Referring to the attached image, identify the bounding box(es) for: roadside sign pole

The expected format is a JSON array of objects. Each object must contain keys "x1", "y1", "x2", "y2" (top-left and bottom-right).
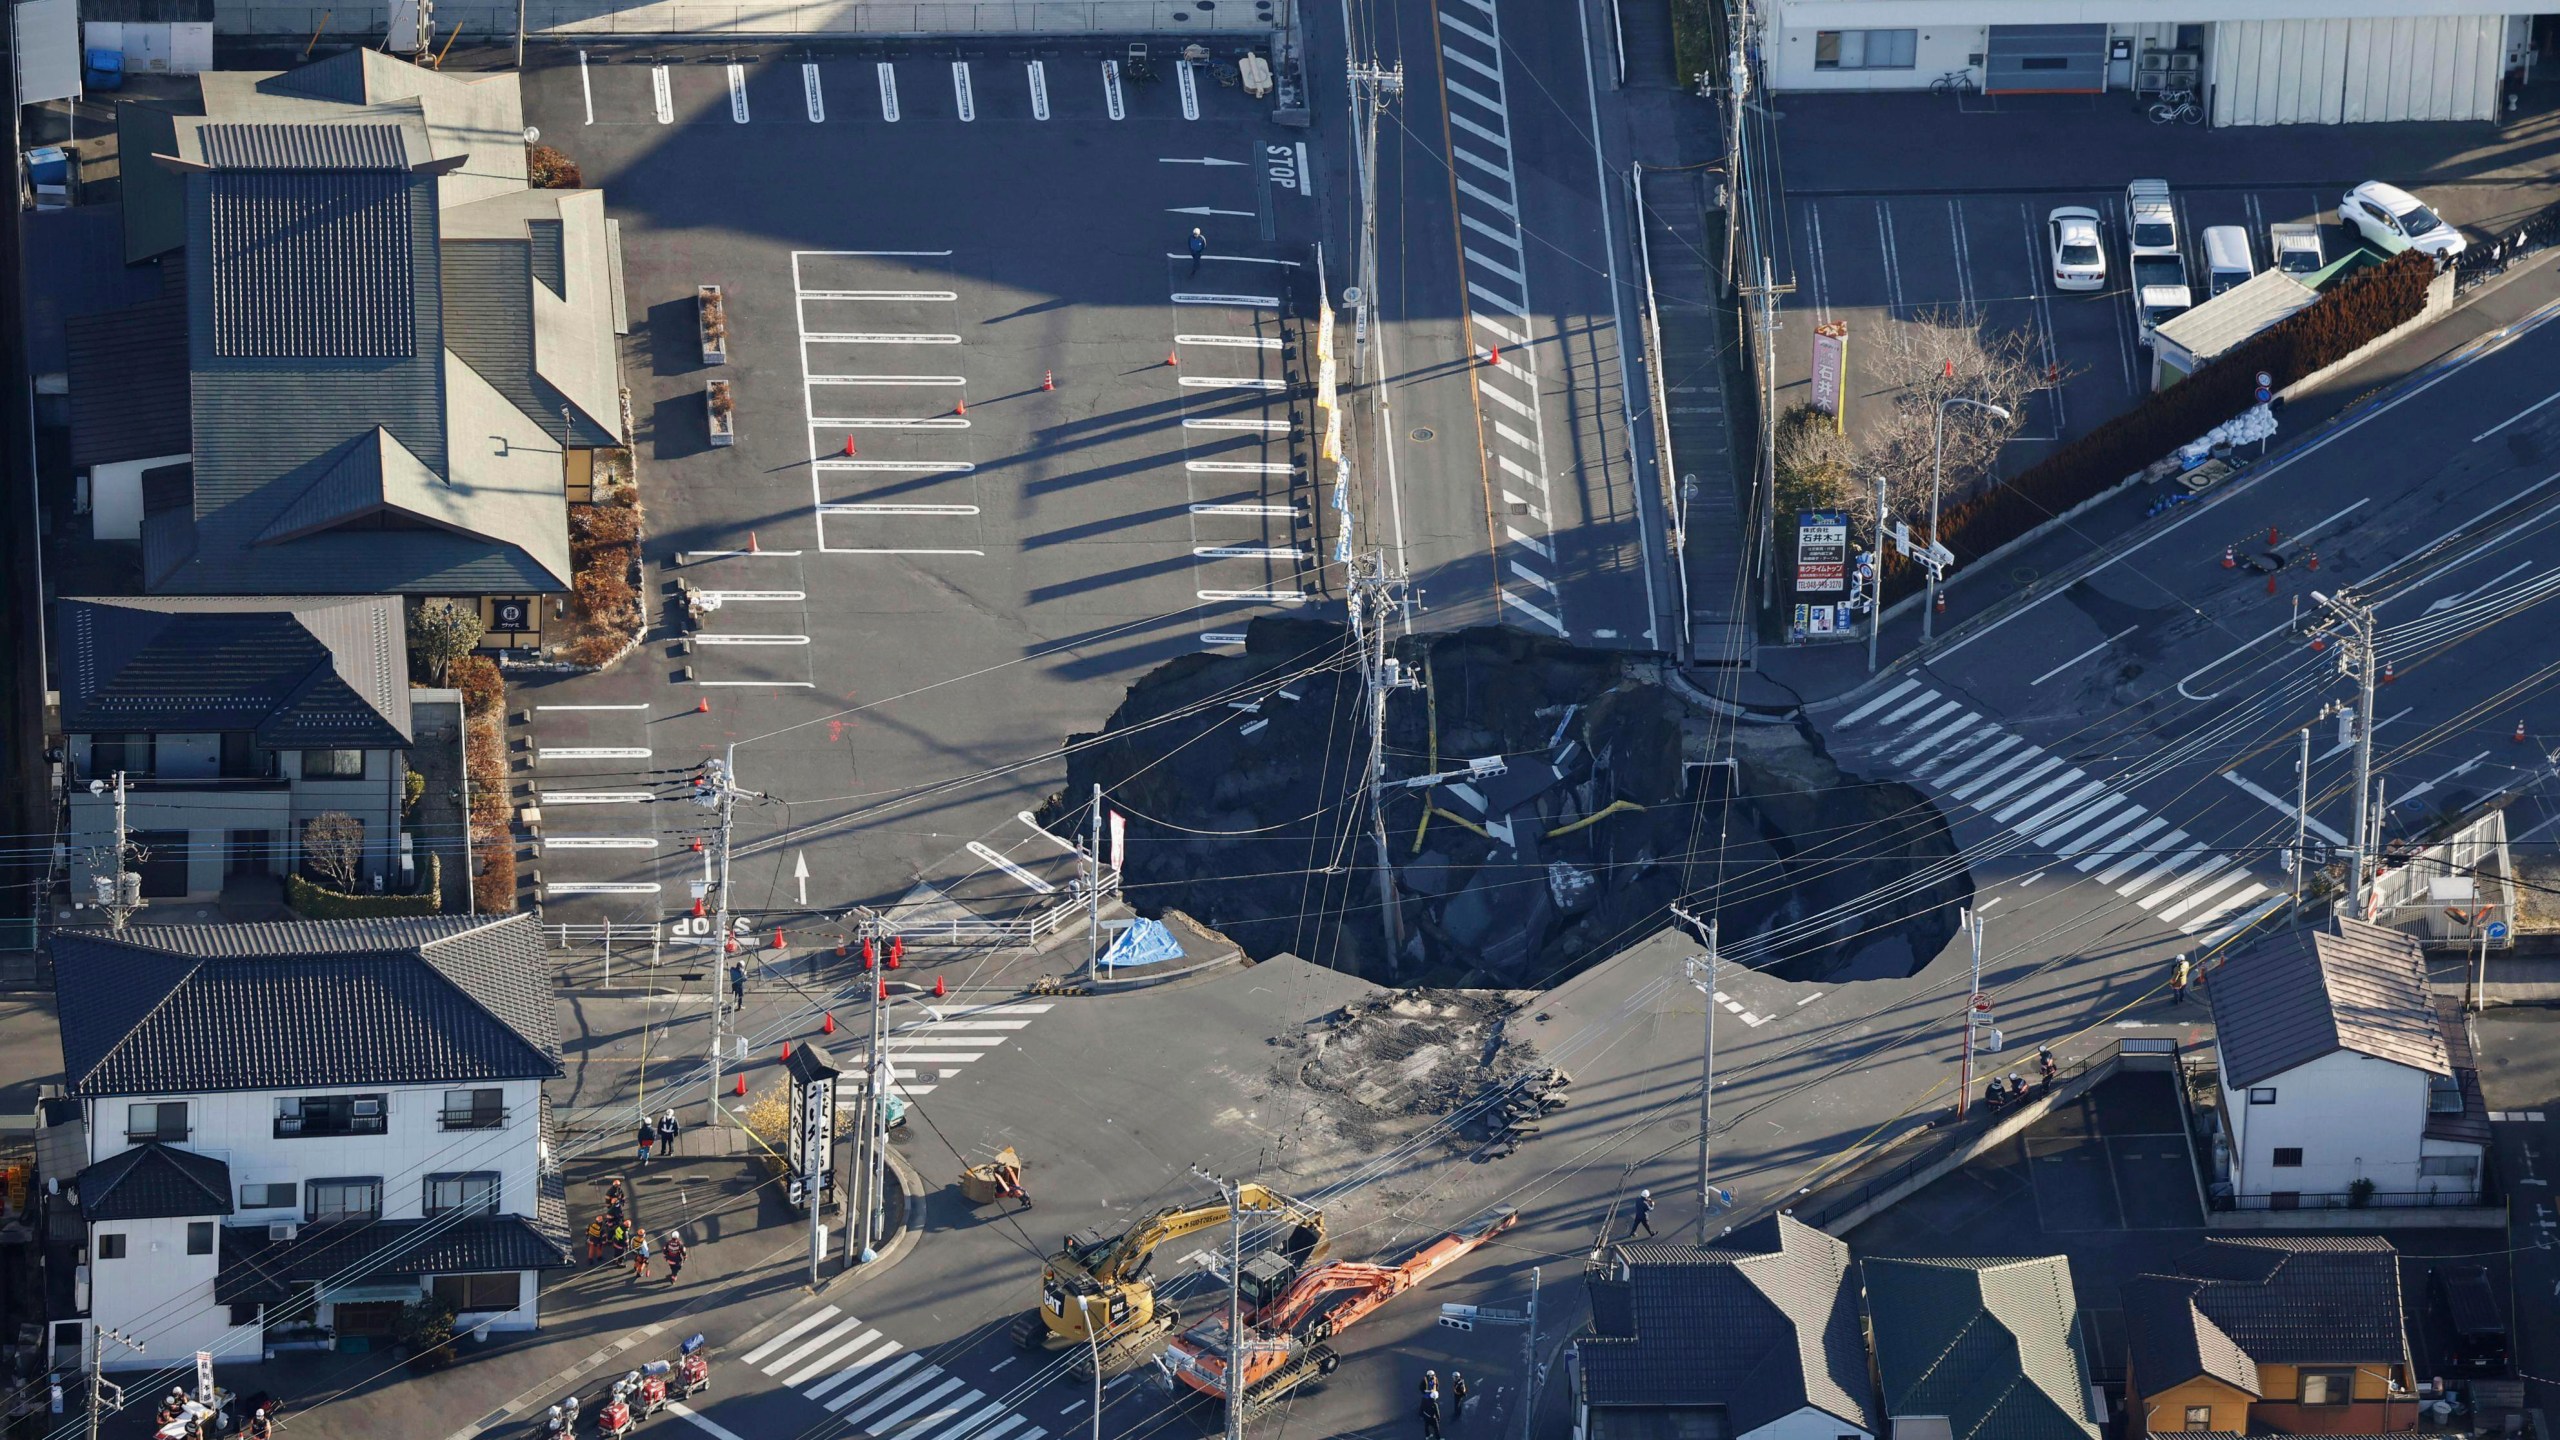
[
  {"x1": 1956, "y1": 908, "x2": 1983, "y2": 1116},
  {"x1": 1868, "y1": 476, "x2": 1887, "y2": 673}
]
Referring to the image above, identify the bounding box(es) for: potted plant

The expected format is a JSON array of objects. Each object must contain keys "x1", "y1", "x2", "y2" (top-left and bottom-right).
[
  {"x1": 707, "y1": 379, "x2": 735, "y2": 447},
  {"x1": 699, "y1": 285, "x2": 728, "y2": 366}
]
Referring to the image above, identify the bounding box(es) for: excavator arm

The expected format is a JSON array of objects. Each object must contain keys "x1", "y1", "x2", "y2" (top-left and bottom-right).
[{"x1": 1094, "y1": 1184, "x2": 1322, "y2": 1286}]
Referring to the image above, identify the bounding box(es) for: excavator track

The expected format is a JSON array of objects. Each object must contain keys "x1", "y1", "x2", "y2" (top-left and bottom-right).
[
  {"x1": 1240, "y1": 1344, "x2": 1339, "y2": 1417},
  {"x1": 1010, "y1": 1308, "x2": 1179, "y2": 1382}
]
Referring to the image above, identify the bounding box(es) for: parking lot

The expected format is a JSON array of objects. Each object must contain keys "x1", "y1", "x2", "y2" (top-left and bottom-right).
[
  {"x1": 1773, "y1": 90, "x2": 2560, "y2": 480},
  {"x1": 508, "y1": 41, "x2": 1326, "y2": 932}
]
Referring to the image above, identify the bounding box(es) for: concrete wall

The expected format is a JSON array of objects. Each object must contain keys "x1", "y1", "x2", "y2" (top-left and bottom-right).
[
  {"x1": 84, "y1": 1214, "x2": 255, "y2": 1366},
  {"x1": 88, "y1": 454, "x2": 188, "y2": 542},
  {"x1": 2211, "y1": 14, "x2": 2503, "y2": 125},
  {"x1": 2219, "y1": 1048, "x2": 2430, "y2": 1199}
]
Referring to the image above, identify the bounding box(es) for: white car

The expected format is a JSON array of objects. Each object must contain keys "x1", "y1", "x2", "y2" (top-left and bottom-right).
[
  {"x1": 2126, "y1": 178, "x2": 2180, "y2": 261},
  {"x1": 2339, "y1": 181, "x2": 2466, "y2": 259},
  {"x1": 2047, "y1": 206, "x2": 2106, "y2": 292}
]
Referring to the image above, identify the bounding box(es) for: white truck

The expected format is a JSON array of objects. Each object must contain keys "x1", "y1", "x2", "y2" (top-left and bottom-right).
[
  {"x1": 2268, "y1": 221, "x2": 2324, "y2": 277},
  {"x1": 2126, "y1": 179, "x2": 2193, "y2": 347}
]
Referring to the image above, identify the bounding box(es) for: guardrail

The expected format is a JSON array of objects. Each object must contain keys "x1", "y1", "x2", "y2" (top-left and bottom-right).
[
  {"x1": 2212, "y1": 1187, "x2": 2484, "y2": 1212},
  {"x1": 851, "y1": 870, "x2": 1121, "y2": 949}
]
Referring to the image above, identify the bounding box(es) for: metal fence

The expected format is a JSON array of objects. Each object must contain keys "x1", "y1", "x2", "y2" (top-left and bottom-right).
[
  {"x1": 850, "y1": 870, "x2": 1120, "y2": 949},
  {"x1": 2453, "y1": 195, "x2": 2560, "y2": 292},
  {"x1": 2212, "y1": 1186, "x2": 2487, "y2": 1213}
]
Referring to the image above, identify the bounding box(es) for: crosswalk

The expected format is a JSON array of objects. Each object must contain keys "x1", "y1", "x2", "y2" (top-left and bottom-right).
[
  {"x1": 1834, "y1": 679, "x2": 2287, "y2": 944},
  {"x1": 738, "y1": 1303, "x2": 1049, "y2": 1440},
  {"x1": 840, "y1": 1002, "x2": 1056, "y2": 1100},
  {"x1": 1433, "y1": 0, "x2": 1565, "y2": 640}
]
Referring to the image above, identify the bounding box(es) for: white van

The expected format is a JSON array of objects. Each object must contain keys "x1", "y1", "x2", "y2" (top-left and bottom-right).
[{"x1": 2202, "y1": 226, "x2": 2256, "y2": 297}]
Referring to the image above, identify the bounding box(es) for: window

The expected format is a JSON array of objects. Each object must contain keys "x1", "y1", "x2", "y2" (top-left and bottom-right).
[
  {"x1": 2019, "y1": 56, "x2": 2070, "y2": 70},
  {"x1": 218, "y1": 732, "x2": 270, "y2": 779},
  {"x1": 2300, "y1": 1369, "x2": 2355, "y2": 1405},
  {"x1": 430, "y1": 1272, "x2": 522, "y2": 1313},
  {"x1": 239, "y1": 1183, "x2": 298, "y2": 1210},
  {"x1": 96, "y1": 1234, "x2": 126, "y2": 1260},
  {"x1": 2273, "y1": 1147, "x2": 2304, "y2": 1167},
  {"x1": 441, "y1": 1088, "x2": 507, "y2": 1131},
  {"x1": 301, "y1": 748, "x2": 365, "y2": 779},
  {"x1": 305, "y1": 1178, "x2": 382, "y2": 1224},
  {"x1": 125, "y1": 1101, "x2": 188, "y2": 1142},
  {"x1": 276, "y1": 1094, "x2": 387, "y2": 1138},
  {"x1": 2422, "y1": 1154, "x2": 2481, "y2": 1180},
  {"x1": 89, "y1": 734, "x2": 155, "y2": 778},
  {"x1": 2429, "y1": 1075, "x2": 2464, "y2": 1114},
  {"x1": 424, "y1": 1173, "x2": 500, "y2": 1217},
  {"x1": 2184, "y1": 1407, "x2": 2213, "y2": 1431},
  {"x1": 187, "y1": 1222, "x2": 213, "y2": 1256},
  {"x1": 228, "y1": 1303, "x2": 262, "y2": 1327},
  {"x1": 1812, "y1": 28, "x2": 1917, "y2": 71},
  {"x1": 2248, "y1": 1087, "x2": 2277, "y2": 1105}
]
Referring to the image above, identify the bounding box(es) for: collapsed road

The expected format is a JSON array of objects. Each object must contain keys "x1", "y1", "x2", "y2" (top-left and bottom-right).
[{"x1": 1045, "y1": 620, "x2": 1970, "y2": 984}]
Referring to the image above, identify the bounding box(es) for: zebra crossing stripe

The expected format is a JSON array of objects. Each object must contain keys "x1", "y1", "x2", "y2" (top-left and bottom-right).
[
  {"x1": 1837, "y1": 679, "x2": 1921, "y2": 727},
  {"x1": 2010, "y1": 780, "x2": 2108, "y2": 839},
  {"x1": 899, "y1": 1394, "x2": 991, "y2": 1440},
  {"x1": 1885, "y1": 704, "x2": 1971, "y2": 763},
  {"x1": 1947, "y1": 745, "x2": 2038, "y2": 801},
  {"x1": 863, "y1": 1377, "x2": 973, "y2": 1432},
  {"x1": 2124, "y1": 843, "x2": 2214, "y2": 899},
  {"x1": 2159, "y1": 867, "x2": 2255, "y2": 923},
  {"x1": 1965, "y1": 755, "x2": 2063, "y2": 810},
  {"x1": 804, "y1": 1339, "x2": 907, "y2": 1403},
  {"x1": 2034, "y1": 794, "x2": 2131, "y2": 849},
  {"x1": 1929, "y1": 733, "x2": 2020, "y2": 788},
  {"x1": 769, "y1": 1314, "x2": 870, "y2": 1378},
  {"x1": 745, "y1": 1307, "x2": 842, "y2": 1366},
  {"x1": 781, "y1": 1327, "x2": 884, "y2": 1387},
  {"x1": 1993, "y1": 769, "x2": 2086, "y2": 825},
  {"x1": 1873, "y1": 690, "x2": 1943, "y2": 730},
  {"x1": 2145, "y1": 858, "x2": 2241, "y2": 912},
  {"x1": 2095, "y1": 828, "x2": 2187, "y2": 885},
  {"x1": 843, "y1": 1367, "x2": 950, "y2": 1426},
  {"x1": 825, "y1": 1350, "x2": 926, "y2": 1411},
  {"x1": 2082, "y1": 817, "x2": 2169, "y2": 874}
]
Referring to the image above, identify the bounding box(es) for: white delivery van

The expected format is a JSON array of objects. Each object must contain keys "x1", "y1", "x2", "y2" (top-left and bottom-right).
[{"x1": 2201, "y1": 226, "x2": 2256, "y2": 297}]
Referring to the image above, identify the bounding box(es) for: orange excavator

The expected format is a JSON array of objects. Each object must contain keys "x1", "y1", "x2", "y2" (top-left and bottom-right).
[{"x1": 1166, "y1": 1205, "x2": 1517, "y2": 1415}]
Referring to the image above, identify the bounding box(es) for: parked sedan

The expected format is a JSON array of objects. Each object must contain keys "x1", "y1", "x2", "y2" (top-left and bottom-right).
[
  {"x1": 2339, "y1": 181, "x2": 2467, "y2": 259},
  {"x1": 2047, "y1": 206, "x2": 2106, "y2": 292}
]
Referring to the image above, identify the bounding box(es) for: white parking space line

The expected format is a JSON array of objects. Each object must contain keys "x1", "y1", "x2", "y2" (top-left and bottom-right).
[
  {"x1": 545, "y1": 882, "x2": 662, "y2": 895},
  {"x1": 696, "y1": 680, "x2": 821, "y2": 686},
  {"x1": 1172, "y1": 292, "x2": 1283, "y2": 307},
  {"x1": 966, "y1": 843, "x2": 1056, "y2": 893},
  {"x1": 695, "y1": 634, "x2": 812, "y2": 646},
  {"x1": 1178, "y1": 59, "x2": 1200, "y2": 119},
  {"x1": 1164, "y1": 252, "x2": 1302, "y2": 267},
  {"x1": 726, "y1": 63, "x2": 749, "y2": 122},
  {"x1": 803, "y1": 332, "x2": 962, "y2": 344},
  {"x1": 1103, "y1": 60, "x2": 1125, "y2": 120},
  {"x1": 1186, "y1": 418, "x2": 1288, "y2": 431},
  {"x1": 807, "y1": 374, "x2": 965, "y2": 386},
  {"x1": 2029, "y1": 625, "x2": 2139, "y2": 686},
  {"x1": 816, "y1": 459, "x2": 974, "y2": 474},
  {"x1": 816, "y1": 417, "x2": 969, "y2": 429},
  {"x1": 2223, "y1": 770, "x2": 2350, "y2": 846},
  {"x1": 536, "y1": 702, "x2": 648, "y2": 711},
  {"x1": 819, "y1": 504, "x2": 980, "y2": 517},
  {"x1": 539, "y1": 790, "x2": 654, "y2": 804},
  {"x1": 543, "y1": 837, "x2": 659, "y2": 850},
  {"x1": 1179, "y1": 376, "x2": 1288, "y2": 390},
  {"x1": 878, "y1": 62, "x2": 901, "y2": 121},
  {"x1": 1176, "y1": 334, "x2": 1282, "y2": 348},
  {"x1": 1027, "y1": 60, "x2": 1049, "y2": 120},
  {"x1": 1200, "y1": 589, "x2": 1308, "y2": 603},
  {"x1": 580, "y1": 50, "x2": 594, "y2": 124},
  {"x1": 952, "y1": 61, "x2": 976, "y2": 121},
  {"x1": 652, "y1": 65, "x2": 673, "y2": 124},
  {"x1": 1188, "y1": 461, "x2": 1293, "y2": 473},
  {"x1": 801, "y1": 290, "x2": 958, "y2": 302},
  {"x1": 696, "y1": 590, "x2": 806, "y2": 602},
  {"x1": 537, "y1": 747, "x2": 651, "y2": 760}
]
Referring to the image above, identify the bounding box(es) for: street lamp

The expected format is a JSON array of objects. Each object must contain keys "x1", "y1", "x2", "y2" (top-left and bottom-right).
[{"x1": 1923, "y1": 397, "x2": 2013, "y2": 641}]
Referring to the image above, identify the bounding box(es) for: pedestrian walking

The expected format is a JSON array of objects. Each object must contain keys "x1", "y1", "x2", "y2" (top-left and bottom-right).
[
  {"x1": 635, "y1": 1119, "x2": 656, "y2": 1165},
  {"x1": 729, "y1": 960, "x2": 747, "y2": 1008},
  {"x1": 631, "y1": 1229, "x2": 653, "y2": 1281},
  {"x1": 662, "y1": 1231, "x2": 688, "y2": 1286},
  {"x1": 1421, "y1": 1371, "x2": 1438, "y2": 1403},
  {"x1": 1452, "y1": 1373, "x2": 1469, "y2": 1417},
  {"x1": 1420, "y1": 1393, "x2": 1444, "y2": 1440},
  {"x1": 658, "y1": 1107, "x2": 680, "y2": 1158},
  {"x1": 585, "y1": 1214, "x2": 606, "y2": 1263},
  {"x1": 1625, "y1": 1188, "x2": 1655, "y2": 1237},
  {"x1": 1188, "y1": 227, "x2": 1207, "y2": 271},
  {"x1": 2170, "y1": 955, "x2": 2192, "y2": 1006}
]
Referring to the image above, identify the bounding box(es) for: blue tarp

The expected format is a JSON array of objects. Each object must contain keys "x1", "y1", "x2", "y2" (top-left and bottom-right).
[{"x1": 1100, "y1": 918, "x2": 1186, "y2": 968}]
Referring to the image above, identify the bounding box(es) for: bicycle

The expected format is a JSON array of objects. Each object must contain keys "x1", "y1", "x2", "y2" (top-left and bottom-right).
[
  {"x1": 1929, "y1": 69, "x2": 1978, "y2": 97},
  {"x1": 2148, "y1": 89, "x2": 2204, "y2": 124}
]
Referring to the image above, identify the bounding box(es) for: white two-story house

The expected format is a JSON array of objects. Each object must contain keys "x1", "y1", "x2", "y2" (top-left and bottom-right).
[
  {"x1": 48, "y1": 914, "x2": 569, "y2": 1368},
  {"x1": 58, "y1": 595, "x2": 415, "y2": 903},
  {"x1": 2210, "y1": 918, "x2": 2489, "y2": 1211}
]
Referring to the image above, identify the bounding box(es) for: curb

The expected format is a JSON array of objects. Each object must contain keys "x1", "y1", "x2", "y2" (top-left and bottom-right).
[{"x1": 1800, "y1": 283, "x2": 2560, "y2": 717}]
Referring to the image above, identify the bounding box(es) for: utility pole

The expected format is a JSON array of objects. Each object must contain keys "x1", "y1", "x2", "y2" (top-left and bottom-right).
[
  {"x1": 1190, "y1": 1165, "x2": 1247, "y2": 1440},
  {"x1": 1755, "y1": 260, "x2": 1778, "y2": 609},
  {"x1": 2292, "y1": 725, "x2": 2312, "y2": 906},
  {"x1": 1347, "y1": 60, "x2": 1402, "y2": 381},
  {"x1": 860, "y1": 969, "x2": 889, "y2": 1261},
  {"x1": 1349, "y1": 554, "x2": 1404, "y2": 969},
  {"x1": 1516, "y1": 1266, "x2": 1541, "y2": 1440},
  {"x1": 1077, "y1": 1295, "x2": 1104, "y2": 1440},
  {"x1": 2312, "y1": 592, "x2": 2379, "y2": 917},
  {"x1": 86, "y1": 1326, "x2": 142, "y2": 1440},
  {"x1": 1867, "y1": 475, "x2": 1887, "y2": 674},
  {"x1": 695, "y1": 748, "x2": 744, "y2": 1127},
  {"x1": 1671, "y1": 903, "x2": 1721, "y2": 1241},
  {"x1": 89, "y1": 772, "x2": 145, "y2": 930},
  {"x1": 1086, "y1": 784, "x2": 1104, "y2": 987},
  {"x1": 1955, "y1": 907, "x2": 1984, "y2": 1117}
]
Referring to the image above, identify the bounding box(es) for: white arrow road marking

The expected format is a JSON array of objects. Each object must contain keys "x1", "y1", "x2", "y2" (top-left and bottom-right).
[
  {"x1": 2222, "y1": 771, "x2": 2350, "y2": 846},
  {"x1": 727, "y1": 63, "x2": 749, "y2": 123},
  {"x1": 1169, "y1": 206, "x2": 1256, "y2": 217},
  {"x1": 878, "y1": 62, "x2": 900, "y2": 121},
  {"x1": 652, "y1": 65, "x2": 673, "y2": 124},
  {"x1": 1027, "y1": 60, "x2": 1049, "y2": 120},
  {"x1": 579, "y1": 50, "x2": 594, "y2": 124},
  {"x1": 1160, "y1": 156, "x2": 1246, "y2": 166},
  {"x1": 1103, "y1": 60, "x2": 1125, "y2": 120},
  {"x1": 2424, "y1": 561, "x2": 2537, "y2": 614},
  {"x1": 803, "y1": 62, "x2": 824, "y2": 121},
  {"x1": 795, "y1": 851, "x2": 810, "y2": 905}
]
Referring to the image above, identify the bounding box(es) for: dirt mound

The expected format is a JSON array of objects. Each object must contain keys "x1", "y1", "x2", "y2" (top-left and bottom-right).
[{"x1": 1267, "y1": 988, "x2": 1538, "y2": 1155}]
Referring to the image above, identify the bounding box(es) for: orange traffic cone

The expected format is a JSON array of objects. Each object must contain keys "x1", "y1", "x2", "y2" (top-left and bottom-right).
[
  {"x1": 2266, "y1": 576, "x2": 2278, "y2": 596},
  {"x1": 2223, "y1": 546, "x2": 2236, "y2": 569},
  {"x1": 2306, "y1": 551, "x2": 2320, "y2": 570},
  {"x1": 835, "y1": 938, "x2": 848, "y2": 958},
  {"x1": 822, "y1": 1012, "x2": 836, "y2": 1035},
  {"x1": 953, "y1": 396, "x2": 967, "y2": 417},
  {"x1": 2268, "y1": 525, "x2": 2282, "y2": 544},
  {"x1": 861, "y1": 937, "x2": 875, "y2": 970},
  {"x1": 1165, "y1": 348, "x2": 1179, "y2": 368},
  {"x1": 933, "y1": 975, "x2": 947, "y2": 998},
  {"x1": 2382, "y1": 659, "x2": 2396, "y2": 683},
  {"x1": 696, "y1": 697, "x2": 711, "y2": 714},
  {"x1": 770, "y1": 926, "x2": 786, "y2": 950},
  {"x1": 877, "y1": 981, "x2": 889, "y2": 1001},
  {"x1": 748, "y1": 531, "x2": 762, "y2": 554},
  {"x1": 733, "y1": 1075, "x2": 747, "y2": 1096},
  {"x1": 842, "y1": 435, "x2": 858, "y2": 457},
  {"x1": 723, "y1": 934, "x2": 739, "y2": 954},
  {"x1": 1943, "y1": 358, "x2": 1956, "y2": 379},
  {"x1": 692, "y1": 896, "x2": 705, "y2": 918},
  {"x1": 2518, "y1": 719, "x2": 2530, "y2": 743},
  {"x1": 781, "y1": 1041, "x2": 792, "y2": 1061},
  {"x1": 691, "y1": 838, "x2": 703, "y2": 853},
  {"x1": 1042, "y1": 369, "x2": 1055, "y2": 391},
  {"x1": 1486, "y1": 344, "x2": 1501, "y2": 368}
]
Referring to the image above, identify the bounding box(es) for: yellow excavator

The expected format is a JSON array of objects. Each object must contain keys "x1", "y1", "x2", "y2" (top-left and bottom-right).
[{"x1": 1009, "y1": 1185, "x2": 1326, "y2": 1378}]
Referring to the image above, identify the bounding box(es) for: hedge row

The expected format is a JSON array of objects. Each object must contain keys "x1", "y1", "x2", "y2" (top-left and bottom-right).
[
  {"x1": 1880, "y1": 249, "x2": 2439, "y2": 602},
  {"x1": 285, "y1": 856, "x2": 442, "y2": 919}
]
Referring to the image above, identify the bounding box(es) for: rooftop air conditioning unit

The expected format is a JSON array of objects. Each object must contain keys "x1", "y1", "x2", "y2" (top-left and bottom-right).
[{"x1": 268, "y1": 1223, "x2": 298, "y2": 1242}]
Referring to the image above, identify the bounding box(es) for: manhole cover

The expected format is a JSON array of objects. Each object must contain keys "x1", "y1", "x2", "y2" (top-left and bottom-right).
[
  {"x1": 2011, "y1": 566, "x2": 2040, "y2": 586},
  {"x1": 1411, "y1": 426, "x2": 1436, "y2": 441}
]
